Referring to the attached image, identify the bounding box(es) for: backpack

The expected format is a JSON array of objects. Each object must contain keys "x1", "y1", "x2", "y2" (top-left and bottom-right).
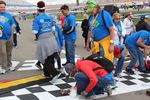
[
  {"x1": 145, "y1": 59, "x2": 150, "y2": 71},
  {"x1": 104, "y1": 5, "x2": 119, "y2": 16},
  {"x1": 84, "y1": 54, "x2": 114, "y2": 73}
]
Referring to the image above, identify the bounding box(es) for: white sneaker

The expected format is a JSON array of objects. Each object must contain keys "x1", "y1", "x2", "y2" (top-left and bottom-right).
[
  {"x1": 51, "y1": 72, "x2": 61, "y2": 83},
  {"x1": 9, "y1": 66, "x2": 16, "y2": 71},
  {"x1": 0, "y1": 68, "x2": 6, "y2": 74}
]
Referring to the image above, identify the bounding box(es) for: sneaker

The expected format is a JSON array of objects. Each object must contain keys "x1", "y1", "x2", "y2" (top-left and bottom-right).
[
  {"x1": 35, "y1": 62, "x2": 42, "y2": 70},
  {"x1": 139, "y1": 69, "x2": 150, "y2": 73},
  {"x1": 62, "y1": 62, "x2": 68, "y2": 66},
  {"x1": 51, "y1": 72, "x2": 61, "y2": 82},
  {"x1": 9, "y1": 66, "x2": 16, "y2": 71},
  {"x1": 146, "y1": 90, "x2": 150, "y2": 96},
  {"x1": 0, "y1": 68, "x2": 6, "y2": 74},
  {"x1": 42, "y1": 74, "x2": 52, "y2": 79},
  {"x1": 126, "y1": 68, "x2": 134, "y2": 74},
  {"x1": 105, "y1": 86, "x2": 112, "y2": 96}
]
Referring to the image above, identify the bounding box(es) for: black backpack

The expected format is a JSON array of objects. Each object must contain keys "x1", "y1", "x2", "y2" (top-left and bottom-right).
[
  {"x1": 84, "y1": 54, "x2": 114, "y2": 73},
  {"x1": 104, "y1": 5, "x2": 119, "y2": 16}
]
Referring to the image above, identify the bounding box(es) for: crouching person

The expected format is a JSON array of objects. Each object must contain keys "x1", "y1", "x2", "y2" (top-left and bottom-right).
[{"x1": 64, "y1": 58, "x2": 114, "y2": 98}]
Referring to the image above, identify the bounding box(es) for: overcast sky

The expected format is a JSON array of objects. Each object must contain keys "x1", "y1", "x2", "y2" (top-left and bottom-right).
[{"x1": 23, "y1": 0, "x2": 86, "y2": 5}]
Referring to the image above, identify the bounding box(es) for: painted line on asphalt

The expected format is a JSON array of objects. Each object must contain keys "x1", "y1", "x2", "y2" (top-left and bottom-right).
[{"x1": 0, "y1": 75, "x2": 44, "y2": 89}]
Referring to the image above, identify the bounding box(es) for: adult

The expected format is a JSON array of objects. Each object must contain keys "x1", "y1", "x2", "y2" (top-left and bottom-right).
[
  {"x1": 81, "y1": 14, "x2": 89, "y2": 48},
  {"x1": 123, "y1": 12, "x2": 136, "y2": 41},
  {"x1": 112, "y1": 13, "x2": 125, "y2": 77},
  {"x1": 63, "y1": 59, "x2": 114, "y2": 98},
  {"x1": 0, "y1": 1, "x2": 15, "y2": 74},
  {"x1": 60, "y1": 5, "x2": 77, "y2": 66},
  {"x1": 136, "y1": 15, "x2": 150, "y2": 32},
  {"x1": 125, "y1": 30, "x2": 150, "y2": 74},
  {"x1": 32, "y1": 1, "x2": 60, "y2": 79},
  {"x1": 86, "y1": 0, "x2": 115, "y2": 62}
]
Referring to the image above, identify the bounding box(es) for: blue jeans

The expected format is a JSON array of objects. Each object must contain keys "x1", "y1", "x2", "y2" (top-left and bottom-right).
[
  {"x1": 126, "y1": 45, "x2": 146, "y2": 71},
  {"x1": 74, "y1": 72, "x2": 114, "y2": 97},
  {"x1": 115, "y1": 45, "x2": 125, "y2": 73},
  {"x1": 65, "y1": 40, "x2": 75, "y2": 64}
]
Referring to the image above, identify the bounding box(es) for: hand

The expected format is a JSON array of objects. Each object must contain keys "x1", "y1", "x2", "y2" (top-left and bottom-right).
[
  {"x1": 146, "y1": 46, "x2": 150, "y2": 50},
  {"x1": 86, "y1": 43, "x2": 90, "y2": 51},
  {"x1": 117, "y1": 32, "x2": 121, "y2": 36},
  {"x1": 80, "y1": 91, "x2": 88, "y2": 96},
  {"x1": 109, "y1": 44, "x2": 114, "y2": 53}
]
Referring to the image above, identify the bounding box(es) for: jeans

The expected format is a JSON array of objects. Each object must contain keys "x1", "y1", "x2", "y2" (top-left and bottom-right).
[
  {"x1": 74, "y1": 72, "x2": 114, "y2": 97},
  {"x1": 115, "y1": 45, "x2": 125, "y2": 73},
  {"x1": 65, "y1": 40, "x2": 75, "y2": 64},
  {"x1": 126, "y1": 45, "x2": 146, "y2": 71}
]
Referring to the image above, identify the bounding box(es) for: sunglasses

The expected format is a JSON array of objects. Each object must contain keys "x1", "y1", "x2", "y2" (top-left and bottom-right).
[{"x1": 115, "y1": 18, "x2": 120, "y2": 20}]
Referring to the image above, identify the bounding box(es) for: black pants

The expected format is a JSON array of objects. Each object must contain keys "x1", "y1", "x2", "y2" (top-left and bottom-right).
[
  {"x1": 53, "y1": 52, "x2": 61, "y2": 69},
  {"x1": 43, "y1": 54, "x2": 59, "y2": 77},
  {"x1": 13, "y1": 34, "x2": 17, "y2": 46}
]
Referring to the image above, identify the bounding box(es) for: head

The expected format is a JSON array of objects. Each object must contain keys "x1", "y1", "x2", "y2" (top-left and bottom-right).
[
  {"x1": 84, "y1": 14, "x2": 88, "y2": 19},
  {"x1": 37, "y1": 1, "x2": 45, "y2": 13},
  {"x1": 64, "y1": 63, "x2": 77, "y2": 77},
  {"x1": 60, "y1": 5, "x2": 69, "y2": 16},
  {"x1": 140, "y1": 15, "x2": 149, "y2": 22},
  {"x1": 127, "y1": 12, "x2": 133, "y2": 19},
  {"x1": 112, "y1": 12, "x2": 121, "y2": 23},
  {"x1": 85, "y1": 0, "x2": 98, "y2": 14},
  {"x1": 0, "y1": 1, "x2": 6, "y2": 13}
]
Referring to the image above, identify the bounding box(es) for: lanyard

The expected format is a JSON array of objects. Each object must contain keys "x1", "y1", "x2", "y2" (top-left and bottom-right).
[{"x1": 91, "y1": 14, "x2": 99, "y2": 28}]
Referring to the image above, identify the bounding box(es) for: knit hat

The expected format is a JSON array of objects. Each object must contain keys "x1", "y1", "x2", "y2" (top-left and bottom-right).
[{"x1": 86, "y1": 0, "x2": 97, "y2": 12}]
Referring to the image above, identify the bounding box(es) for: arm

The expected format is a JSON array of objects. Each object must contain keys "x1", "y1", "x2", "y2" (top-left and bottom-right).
[
  {"x1": 32, "y1": 18, "x2": 39, "y2": 34},
  {"x1": 137, "y1": 38, "x2": 150, "y2": 49}
]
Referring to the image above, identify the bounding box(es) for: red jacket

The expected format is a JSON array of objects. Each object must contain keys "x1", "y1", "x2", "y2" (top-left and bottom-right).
[{"x1": 76, "y1": 59, "x2": 108, "y2": 93}]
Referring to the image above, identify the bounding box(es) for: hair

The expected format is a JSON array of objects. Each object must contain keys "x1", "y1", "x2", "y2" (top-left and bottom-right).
[
  {"x1": 84, "y1": 14, "x2": 88, "y2": 19},
  {"x1": 112, "y1": 12, "x2": 120, "y2": 20},
  {"x1": 60, "y1": 5, "x2": 69, "y2": 10},
  {"x1": 0, "y1": 1, "x2": 6, "y2": 6},
  {"x1": 37, "y1": 1, "x2": 45, "y2": 12}
]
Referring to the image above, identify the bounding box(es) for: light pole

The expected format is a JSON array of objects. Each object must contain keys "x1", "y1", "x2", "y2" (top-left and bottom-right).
[{"x1": 76, "y1": 0, "x2": 79, "y2": 6}]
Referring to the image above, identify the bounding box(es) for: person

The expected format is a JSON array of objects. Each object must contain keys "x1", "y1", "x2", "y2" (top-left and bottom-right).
[
  {"x1": 123, "y1": 12, "x2": 136, "y2": 42},
  {"x1": 32, "y1": 13, "x2": 39, "y2": 41},
  {"x1": 60, "y1": 5, "x2": 77, "y2": 66},
  {"x1": 35, "y1": 22, "x2": 64, "y2": 71},
  {"x1": 135, "y1": 15, "x2": 150, "y2": 32},
  {"x1": 32, "y1": 1, "x2": 60, "y2": 79},
  {"x1": 53, "y1": 22, "x2": 64, "y2": 70},
  {"x1": 125, "y1": 30, "x2": 150, "y2": 74},
  {"x1": 0, "y1": 1, "x2": 15, "y2": 74},
  {"x1": 112, "y1": 13, "x2": 125, "y2": 77},
  {"x1": 86, "y1": 0, "x2": 115, "y2": 62},
  {"x1": 13, "y1": 16, "x2": 21, "y2": 47},
  {"x1": 62, "y1": 58, "x2": 114, "y2": 98},
  {"x1": 81, "y1": 14, "x2": 89, "y2": 48}
]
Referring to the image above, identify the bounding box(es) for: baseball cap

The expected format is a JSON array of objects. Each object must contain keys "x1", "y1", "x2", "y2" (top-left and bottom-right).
[
  {"x1": 86, "y1": 0, "x2": 97, "y2": 12},
  {"x1": 60, "y1": 5, "x2": 69, "y2": 10},
  {"x1": 141, "y1": 15, "x2": 149, "y2": 19}
]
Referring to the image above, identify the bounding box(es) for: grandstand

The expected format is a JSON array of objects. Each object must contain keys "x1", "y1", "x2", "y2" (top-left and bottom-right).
[{"x1": 4, "y1": 0, "x2": 33, "y2": 6}]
